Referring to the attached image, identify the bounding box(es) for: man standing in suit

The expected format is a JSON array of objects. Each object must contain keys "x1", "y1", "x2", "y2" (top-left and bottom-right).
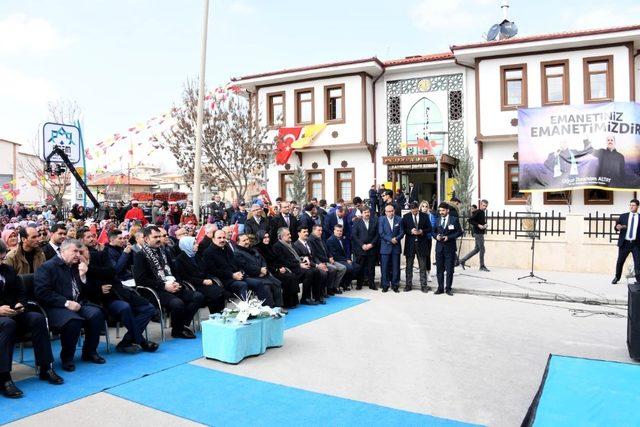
[
  {"x1": 352, "y1": 208, "x2": 378, "y2": 290},
  {"x1": 326, "y1": 225, "x2": 360, "y2": 290},
  {"x1": 269, "y1": 201, "x2": 298, "y2": 243},
  {"x1": 308, "y1": 224, "x2": 345, "y2": 295},
  {"x1": 35, "y1": 239, "x2": 106, "y2": 371},
  {"x1": 43, "y1": 223, "x2": 67, "y2": 261},
  {"x1": 378, "y1": 205, "x2": 403, "y2": 292},
  {"x1": 612, "y1": 199, "x2": 640, "y2": 284},
  {"x1": 380, "y1": 190, "x2": 401, "y2": 217},
  {"x1": 298, "y1": 204, "x2": 316, "y2": 235},
  {"x1": 433, "y1": 203, "x2": 463, "y2": 295},
  {"x1": 402, "y1": 202, "x2": 432, "y2": 292},
  {"x1": 323, "y1": 205, "x2": 349, "y2": 243},
  {"x1": 245, "y1": 204, "x2": 270, "y2": 240},
  {"x1": 459, "y1": 199, "x2": 490, "y2": 272},
  {"x1": 0, "y1": 240, "x2": 63, "y2": 398},
  {"x1": 209, "y1": 194, "x2": 226, "y2": 222},
  {"x1": 408, "y1": 182, "x2": 419, "y2": 204},
  {"x1": 368, "y1": 185, "x2": 379, "y2": 216}
]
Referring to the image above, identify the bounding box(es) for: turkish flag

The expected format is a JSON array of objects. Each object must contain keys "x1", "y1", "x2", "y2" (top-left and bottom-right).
[
  {"x1": 230, "y1": 222, "x2": 240, "y2": 243},
  {"x1": 97, "y1": 227, "x2": 109, "y2": 245},
  {"x1": 275, "y1": 127, "x2": 302, "y2": 165},
  {"x1": 89, "y1": 223, "x2": 97, "y2": 236},
  {"x1": 195, "y1": 225, "x2": 207, "y2": 244}
]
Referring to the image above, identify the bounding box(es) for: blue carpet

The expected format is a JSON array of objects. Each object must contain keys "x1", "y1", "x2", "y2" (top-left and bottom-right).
[
  {"x1": 108, "y1": 363, "x2": 478, "y2": 426},
  {"x1": 1, "y1": 296, "x2": 368, "y2": 423},
  {"x1": 531, "y1": 355, "x2": 640, "y2": 426}
]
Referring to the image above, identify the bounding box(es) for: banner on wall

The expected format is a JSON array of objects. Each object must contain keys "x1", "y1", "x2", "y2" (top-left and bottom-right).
[{"x1": 518, "y1": 102, "x2": 640, "y2": 192}]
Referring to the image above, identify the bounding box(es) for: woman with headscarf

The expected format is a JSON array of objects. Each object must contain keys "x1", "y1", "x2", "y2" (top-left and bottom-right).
[
  {"x1": 173, "y1": 236, "x2": 226, "y2": 314},
  {"x1": 1, "y1": 228, "x2": 18, "y2": 251},
  {"x1": 254, "y1": 230, "x2": 300, "y2": 308}
]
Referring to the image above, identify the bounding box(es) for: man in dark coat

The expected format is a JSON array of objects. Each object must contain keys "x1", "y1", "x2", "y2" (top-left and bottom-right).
[
  {"x1": 234, "y1": 234, "x2": 283, "y2": 309},
  {"x1": 269, "y1": 201, "x2": 299, "y2": 243},
  {"x1": 35, "y1": 239, "x2": 106, "y2": 371},
  {"x1": 594, "y1": 135, "x2": 627, "y2": 186},
  {"x1": 244, "y1": 204, "x2": 270, "y2": 241},
  {"x1": 272, "y1": 227, "x2": 324, "y2": 305},
  {"x1": 326, "y1": 224, "x2": 360, "y2": 290},
  {"x1": 612, "y1": 199, "x2": 640, "y2": 284},
  {"x1": 0, "y1": 241, "x2": 63, "y2": 398},
  {"x1": 433, "y1": 202, "x2": 463, "y2": 295},
  {"x1": 402, "y1": 202, "x2": 432, "y2": 292},
  {"x1": 351, "y1": 208, "x2": 379, "y2": 290},
  {"x1": 308, "y1": 224, "x2": 345, "y2": 294}
]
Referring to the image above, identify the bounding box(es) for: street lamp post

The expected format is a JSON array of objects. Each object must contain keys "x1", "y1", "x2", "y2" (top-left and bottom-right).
[{"x1": 192, "y1": 0, "x2": 210, "y2": 219}]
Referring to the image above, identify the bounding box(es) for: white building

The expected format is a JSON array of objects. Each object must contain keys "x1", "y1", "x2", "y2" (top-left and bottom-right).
[{"x1": 233, "y1": 23, "x2": 640, "y2": 214}]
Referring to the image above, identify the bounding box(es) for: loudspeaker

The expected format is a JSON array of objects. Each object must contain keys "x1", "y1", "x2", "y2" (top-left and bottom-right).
[{"x1": 627, "y1": 283, "x2": 640, "y2": 360}]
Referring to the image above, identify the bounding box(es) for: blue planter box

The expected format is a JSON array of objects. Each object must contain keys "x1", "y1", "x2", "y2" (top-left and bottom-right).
[{"x1": 202, "y1": 316, "x2": 284, "y2": 364}]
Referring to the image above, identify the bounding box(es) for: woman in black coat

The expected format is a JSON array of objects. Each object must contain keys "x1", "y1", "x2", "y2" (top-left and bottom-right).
[
  {"x1": 254, "y1": 230, "x2": 299, "y2": 308},
  {"x1": 173, "y1": 236, "x2": 225, "y2": 314}
]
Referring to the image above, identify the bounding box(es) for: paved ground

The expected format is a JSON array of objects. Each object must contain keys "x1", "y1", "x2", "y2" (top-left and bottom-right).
[{"x1": 4, "y1": 269, "x2": 632, "y2": 427}]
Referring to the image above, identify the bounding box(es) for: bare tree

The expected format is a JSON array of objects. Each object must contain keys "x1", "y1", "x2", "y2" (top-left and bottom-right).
[{"x1": 162, "y1": 80, "x2": 273, "y2": 201}]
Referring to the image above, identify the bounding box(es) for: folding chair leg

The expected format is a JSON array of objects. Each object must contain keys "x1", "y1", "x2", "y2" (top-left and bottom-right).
[
  {"x1": 104, "y1": 321, "x2": 111, "y2": 354},
  {"x1": 19, "y1": 343, "x2": 24, "y2": 363},
  {"x1": 160, "y1": 312, "x2": 166, "y2": 342},
  {"x1": 116, "y1": 322, "x2": 120, "y2": 339}
]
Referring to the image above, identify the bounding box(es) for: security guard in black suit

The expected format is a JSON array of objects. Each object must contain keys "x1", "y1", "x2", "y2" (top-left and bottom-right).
[
  {"x1": 612, "y1": 199, "x2": 640, "y2": 284},
  {"x1": 402, "y1": 202, "x2": 432, "y2": 292},
  {"x1": 433, "y1": 203, "x2": 462, "y2": 295}
]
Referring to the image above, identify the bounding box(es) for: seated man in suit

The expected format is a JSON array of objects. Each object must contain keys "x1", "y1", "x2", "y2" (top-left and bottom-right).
[
  {"x1": 326, "y1": 224, "x2": 360, "y2": 290},
  {"x1": 104, "y1": 229, "x2": 135, "y2": 282},
  {"x1": 308, "y1": 224, "x2": 345, "y2": 295},
  {"x1": 269, "y1": 201, "x2": 298, "y2": 243},
  {"x1": 293, "y1": 226, "x2": 331, "y2": 297},
  {"x1": 35, "y1": 239, "x2": 106, "y2": 371},
  {"x1": 0, "y1": 240, "x2": 63, "y2": 399},
  {"x1": 433, "y1": 202, "x2": 463, "y2": 295},
  {"x1": 78, "y1": 244, "x2": 158, "y2": 354},
  {"x1": 351, "y1": 208, "x2": 379, "y2": 290},
  {"x1": 272, "y1": 227, "x2": 324, "y2": 305},
  {"x1": 402, "y1": 201, "x2": 433, "y2": 292},
  {"x1": 234, "y1": 234, "x2": 283, "y2": 310},
  {"x1": 42, "y1": 223, "x2": 67, "y2": 261},
  {"x1": 378, "y1": 204, "x2": 403, "y2": 292},
  {"x1": 133, "y1": 226, "x2": 204, "y2": 339}
]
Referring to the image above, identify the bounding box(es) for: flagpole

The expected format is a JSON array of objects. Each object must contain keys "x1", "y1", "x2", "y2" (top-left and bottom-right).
[{"x1": 193, "y1": 0, "x2": 210, "y2": 219}]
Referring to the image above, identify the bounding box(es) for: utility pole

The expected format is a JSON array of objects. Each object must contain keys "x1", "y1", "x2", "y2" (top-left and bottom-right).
[{"x1": 192, "y1": 0, "x2": 210, "y2": 218}]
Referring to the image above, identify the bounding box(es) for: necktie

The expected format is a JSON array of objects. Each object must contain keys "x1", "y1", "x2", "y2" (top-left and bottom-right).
[
  {"x1": 441, "y1": 217, "x2": 445, "y2": 228},
  {"x1": 339, "y1": 239, "x2": 344, "y2": 252},
  {"x1": 414, "y1": 215, "x2": 418, "y2": 227},
  {"x1": 284, "y1": 215, "x2": 290, "y2": 226},
  {"x1": 630, "y1": 214, "x2": 636, "y2": 241},
  {"x1": 71, "y1": 275, "x2": 79, "y2": 301},
  {"x1": 364, "y1": 221, "x2": 368, "y2": 230}
]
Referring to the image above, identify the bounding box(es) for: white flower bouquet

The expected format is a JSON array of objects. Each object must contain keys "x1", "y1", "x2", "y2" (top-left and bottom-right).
[{"x1": 212, "y1": 291, "x2": 283, "y2": 324}]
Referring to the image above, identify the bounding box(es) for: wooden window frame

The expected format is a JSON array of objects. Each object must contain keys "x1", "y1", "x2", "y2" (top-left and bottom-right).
[
  {"x1": 583, "y1": 55, "x2": 614, "y2": 103},
  {"x1": 504, "y1": 161, "x2": 527, "y2": 205},
  {"x1": 541, "y1": 60, "x2": 570, "y2": 106},
  {"x1": 500, "y1": 64, "x2": 528, "y2": 111},
  {"x1": 306, "y1": 169, "x2": 325, "y2": 200},
  {"x1": 334, "y1": 167, "x2": 355, "y2": 202},
  {"x1": 294, "y1": 88, "x2": 315, "y2": 126},
  {"x1": 324, "y1": 83, "x2": 346, "y2": 124},
  {"x1": 583, "y1": 188, "x2": 614, "y2": 205},
  {"x1": 543, "y1": 190, "x2": 572, "y2": 205},
  {"x1": 267, "y1": 91, "x2": 286, "y2": 128},
  {"x1": 278, "y1": 171, "x2": 293, "y2": 200}
]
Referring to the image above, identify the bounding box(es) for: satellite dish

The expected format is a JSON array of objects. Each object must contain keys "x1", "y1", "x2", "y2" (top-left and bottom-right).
[
  {"x1": 499, "y1": 20, "x2": 518, "y2": 38},
  {"x1": 487, "y1": 24, "x2": 500, "y2": 41}
]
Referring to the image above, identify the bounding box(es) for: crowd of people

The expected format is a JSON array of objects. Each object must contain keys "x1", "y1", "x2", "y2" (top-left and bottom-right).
[{"x1": 0, "y1": 189, "x2": 490, "y2": 399}]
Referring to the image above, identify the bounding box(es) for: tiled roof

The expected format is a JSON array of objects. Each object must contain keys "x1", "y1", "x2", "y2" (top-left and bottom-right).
[
  {"x1": 451, "y1": 24, "x2": 640, "y2": 50},
  {"x1": 232, "y1": 57, "x2": 385, "y2": 81},
  {"x1": 384, "y1": 52, "x2": 454, "y2": 66}
]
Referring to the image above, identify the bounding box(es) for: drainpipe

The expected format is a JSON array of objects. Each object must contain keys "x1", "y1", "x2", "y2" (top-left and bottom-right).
[{"x1": 371, "y1": 66, "x2": 386, "y2": 186}]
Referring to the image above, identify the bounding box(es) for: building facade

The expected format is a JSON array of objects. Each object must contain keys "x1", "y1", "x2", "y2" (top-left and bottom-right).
[{"x1": 233, "y1": 24, "x2": 640, "y2": 215}]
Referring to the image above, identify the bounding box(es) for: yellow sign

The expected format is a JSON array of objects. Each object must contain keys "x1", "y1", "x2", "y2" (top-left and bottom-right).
[{"x1": 445, "y1": 177, "x2": 457, "y2": 201}]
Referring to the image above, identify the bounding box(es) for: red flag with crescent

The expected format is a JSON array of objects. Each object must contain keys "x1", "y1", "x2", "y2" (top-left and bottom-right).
[{"x1": 275, "y1": 127, "x2": 302, "y2": 165}]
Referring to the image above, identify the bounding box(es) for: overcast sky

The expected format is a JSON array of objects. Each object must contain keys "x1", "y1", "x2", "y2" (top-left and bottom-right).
[{"x1": 1, "y1": 0, "x2": 638, "y2": 169}]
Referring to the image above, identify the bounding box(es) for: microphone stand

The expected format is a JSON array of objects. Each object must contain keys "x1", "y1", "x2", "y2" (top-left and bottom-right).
[{"x1": 517, "y1": 234, "x2": 547, "y2": 282}]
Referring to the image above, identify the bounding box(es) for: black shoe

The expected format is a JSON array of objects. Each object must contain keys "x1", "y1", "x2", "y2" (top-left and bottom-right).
[
  {"x1": 612, "y1": 277, "x2": 620, "y2": 284},
  {"x1": 301, "y1": 298, "x2": 318, "y2": 305},
  {"x1": 434, "y1": 289, "x2": 444, "y2": 295},
  {"x1": 356, "y1": 284, "x2": 363, "y2": 290},
  {"x1": 61, "y1": 360, "x2": 75, "y2": 372},
  {"x1": 446, "y1": 289, "x2": 454, "y2": 296},
  {"x1": 279, "y1": 308, "x2": 289, "y2": 315},
  {"x1": 171, "y1": 329, "x2": 196, "y2": 339},
  {"x1": 369, "y1": 285, "x2": 378, "y2": 291},
  {"x1": 1, "y1": 380, "x2": 23, "y2": 398},
  {"x1": 382, "y1": 288, "x2": 389, "y2": 293},
  {"x1": 328, "y1": 289, "x2": 336, "y2": 295},
  {"x1": 39, "y1": 368, "x2": 64, "y2": 385},
  {"x1": 81, "y1": 353, "x2": 106, "y2": 364},
  {"x1": 182, "y1": 327, "x2": 196, "y2": 339},
  {"x1": 316, "y1": 298, "x2": 327, "y2": 305},
  {"x1": 140, "y1": 340, "x2": 159, "y2": 352},
  {"x1": 421, "y1": 286, "x2": 431, "y2": 293},
  {"x1": 404, "y1": 286, "x2": 412, "y2": 292},
  {"x1": 479, "y1": 266, "x2": 490, "y2": 272},
  {"x1": 392, "y1": 287, "x2": 400, "y2": 293},
  {"x1": 116, "y1": 342, "x2": 140, "y2": 354},
  {"x1": 334, "y1": 288, "x2": 343, "y2": 295}
]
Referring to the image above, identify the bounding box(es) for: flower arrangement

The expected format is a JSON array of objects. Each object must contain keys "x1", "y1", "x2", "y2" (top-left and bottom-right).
[{"x1": 213, "y1": 291, "x2": 283, "y2": 324}]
